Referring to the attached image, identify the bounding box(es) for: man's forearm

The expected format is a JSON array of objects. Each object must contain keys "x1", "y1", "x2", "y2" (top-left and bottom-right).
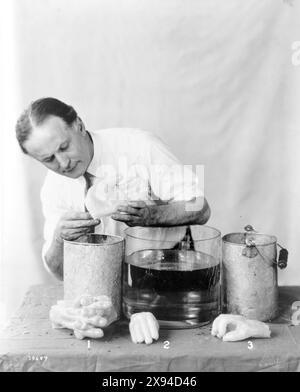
[
  {"x1": 147, "y1": 197, "x2": 211, "y2": 227},
  {"x1": 44, "y1": 236, "x2": 64, "y2": 280}
]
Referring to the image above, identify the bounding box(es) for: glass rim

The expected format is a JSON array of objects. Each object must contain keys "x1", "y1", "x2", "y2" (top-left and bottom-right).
[
  {"x1": 222, "y1": 232, "x2": 277, "y2": 247},
  {"x1": 124, "y1": 225, "x2": 221, "y2": 242},
  {"x1": 63, "y1": 233, "x2": 124, "y2": 247}
]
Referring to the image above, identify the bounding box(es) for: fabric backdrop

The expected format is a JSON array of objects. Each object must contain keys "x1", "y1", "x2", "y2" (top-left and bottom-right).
[{"x1": 1, "y1": 0, "x2": 300, "y2": 323}]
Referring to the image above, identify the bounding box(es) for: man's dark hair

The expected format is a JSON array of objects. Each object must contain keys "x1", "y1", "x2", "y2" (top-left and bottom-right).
[{"x1": 15, "y1": 97, "x2": 78, "y2": 154}]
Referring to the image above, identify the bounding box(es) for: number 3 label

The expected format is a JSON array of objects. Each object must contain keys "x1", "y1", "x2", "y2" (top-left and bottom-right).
[{"x1": 291, "y1": 301, "x2": 300, "y2": 326}]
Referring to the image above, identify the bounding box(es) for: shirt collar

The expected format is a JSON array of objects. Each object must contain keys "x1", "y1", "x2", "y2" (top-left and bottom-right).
[{"x1": 85, "y1": 130, "x2": 101, "y2": 176}]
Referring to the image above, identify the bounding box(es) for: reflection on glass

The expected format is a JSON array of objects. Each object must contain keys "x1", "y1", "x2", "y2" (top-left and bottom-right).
[{"x1": 123, "y1": 225, "x2": 221, "y2": 329}]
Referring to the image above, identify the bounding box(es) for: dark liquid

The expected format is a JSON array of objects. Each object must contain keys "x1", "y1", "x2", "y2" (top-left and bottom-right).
[{"x1": 123, "y1": 249, "x2": 220, "y2": 328}]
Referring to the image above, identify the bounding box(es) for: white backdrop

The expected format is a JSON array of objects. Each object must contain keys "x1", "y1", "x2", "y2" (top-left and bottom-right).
[{"x1": 1, "y1": 0, "x2": 300, "y2": 323}]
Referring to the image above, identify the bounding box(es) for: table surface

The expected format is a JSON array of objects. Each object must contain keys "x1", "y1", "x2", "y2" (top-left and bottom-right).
[{"x1": 1, "y1": 284, "x2": 300, "y2": 372}]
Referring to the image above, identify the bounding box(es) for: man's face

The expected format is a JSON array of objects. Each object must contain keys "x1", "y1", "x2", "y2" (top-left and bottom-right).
[{"x1": 23, "y1": 115, "x2": 93, "y2": 178}]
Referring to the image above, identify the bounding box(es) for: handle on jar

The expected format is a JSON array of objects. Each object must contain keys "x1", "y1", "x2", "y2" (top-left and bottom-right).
[
  {"x1": 277, "y1": 246, "x2": 288, "y2": 269},
  {"x1": 244, "y1": 225, "x2": 288, "y2": 269}
]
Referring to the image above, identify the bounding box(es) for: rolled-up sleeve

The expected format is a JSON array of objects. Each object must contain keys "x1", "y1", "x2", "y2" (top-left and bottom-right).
[{"x1": 40, "y1": 173, "x2": 66, "y2": 274}]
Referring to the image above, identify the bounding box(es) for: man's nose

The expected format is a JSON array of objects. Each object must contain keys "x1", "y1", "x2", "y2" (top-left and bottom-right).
[{"x1": 56, "y1": 154, "x2": 71, "y2": 170}]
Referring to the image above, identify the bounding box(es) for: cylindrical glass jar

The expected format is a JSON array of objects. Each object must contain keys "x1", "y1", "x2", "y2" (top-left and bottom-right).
[{"x1": 122, "y1": 225, "x2": 221, "y2": 329}]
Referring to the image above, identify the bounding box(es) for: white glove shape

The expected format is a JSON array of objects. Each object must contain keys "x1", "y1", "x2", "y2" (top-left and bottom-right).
[
  {"x1": 211, "y1": 314, "x2": 271, "y2": 342},
  {"x1": 49, "y1": 294, "x2": 118, "y2": 340},
  {"x1": 129, "y1": 312, "x2": 160, "y2": 345}
]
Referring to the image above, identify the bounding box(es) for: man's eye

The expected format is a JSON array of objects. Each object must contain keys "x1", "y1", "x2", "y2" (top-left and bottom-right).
[
  {"x1": 44, "y1": 156, "x2": 54, "y2": 163},
  {"x1": 60, "y1": 144, "x2": 69, "y2": 151}
]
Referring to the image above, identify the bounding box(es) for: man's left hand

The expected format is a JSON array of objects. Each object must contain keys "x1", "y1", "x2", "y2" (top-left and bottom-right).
[{"x1": 111, "y1": 201, "x2": 152, "y2": 227}]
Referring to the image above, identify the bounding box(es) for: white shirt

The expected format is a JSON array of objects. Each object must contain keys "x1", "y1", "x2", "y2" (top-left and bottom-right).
[{"x1": 40, "y1": 128, "x2": 203, "y2": 274}]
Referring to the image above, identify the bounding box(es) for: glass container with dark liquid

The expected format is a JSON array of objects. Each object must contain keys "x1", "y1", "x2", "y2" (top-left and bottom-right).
[{"x1": 123, "y1": 226, "x2": 221, "y2": 328}]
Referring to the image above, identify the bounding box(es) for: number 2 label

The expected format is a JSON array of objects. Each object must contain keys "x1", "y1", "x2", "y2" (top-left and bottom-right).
[{"x1": 163, "y1": 341, "x2": 170, "y2": 349}]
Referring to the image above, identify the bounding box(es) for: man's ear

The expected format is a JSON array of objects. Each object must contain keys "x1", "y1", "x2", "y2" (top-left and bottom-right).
[{"x1": 76, "y1": 117, "x2": 86, "y2": 134}]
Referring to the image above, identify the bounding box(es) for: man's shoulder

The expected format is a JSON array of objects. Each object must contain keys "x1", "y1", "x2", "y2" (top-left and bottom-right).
[
  {"x1": 92, "y1": 128, "x2": 158, "y2": 157},
  {"x1": 91, "y1": 128, "x2": 170, "y2": 164},
  {"x1": 92, "y1": 127, "x2": 153, "y2": 140},
  {"x1": 94, "y1": 127, "x2": 167, "y2": 148}
]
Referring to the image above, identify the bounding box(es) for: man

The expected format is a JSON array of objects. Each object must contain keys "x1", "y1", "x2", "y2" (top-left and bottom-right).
[{"x1": 16, "y1": 97, "x2": 210, "y2": 280}]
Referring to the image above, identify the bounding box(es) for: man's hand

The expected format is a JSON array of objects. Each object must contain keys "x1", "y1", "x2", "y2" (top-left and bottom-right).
[
  {"x1": 111, "y1": 201, "x2": 151, "y2": 227},
  {"x1": 45, "y1": 211, "x2": 100, "y2": 280},
  {"x1": 54, "y1": 211, "x2": 100, "y2": 242}
]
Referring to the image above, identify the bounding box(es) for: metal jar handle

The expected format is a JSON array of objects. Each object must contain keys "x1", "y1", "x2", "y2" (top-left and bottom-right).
[{"x1": 243, "y1": 225, "x2": 288, "y2": 269}]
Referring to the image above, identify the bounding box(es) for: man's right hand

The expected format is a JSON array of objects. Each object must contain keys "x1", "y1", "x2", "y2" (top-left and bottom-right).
[{"x1": 54, "y1": 211, "x2": 100, "y2": 242}]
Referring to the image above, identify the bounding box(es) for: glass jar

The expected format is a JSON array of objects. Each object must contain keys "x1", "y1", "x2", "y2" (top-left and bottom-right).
[{"x1": 122, "y1": 225, "x2": 221, "y2": 329}]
